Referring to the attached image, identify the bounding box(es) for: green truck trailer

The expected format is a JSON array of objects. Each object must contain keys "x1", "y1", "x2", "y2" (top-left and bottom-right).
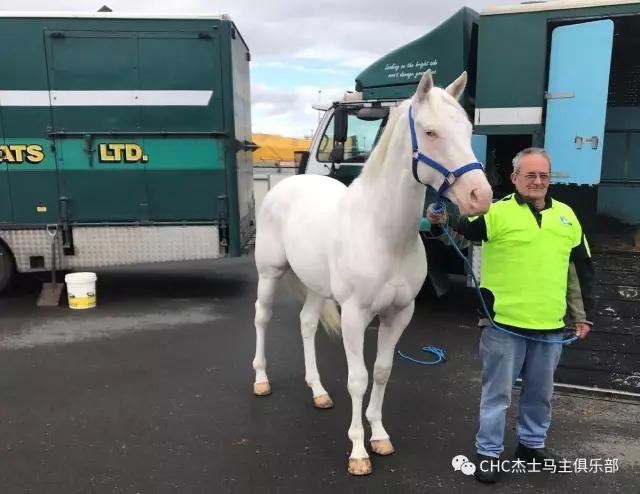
[
  {"x1": 0, "y1": 11, "x2": 255, "y2": 292},
  {"x1": 300, "y1": 0, "x2": 639, "y2": 393}
]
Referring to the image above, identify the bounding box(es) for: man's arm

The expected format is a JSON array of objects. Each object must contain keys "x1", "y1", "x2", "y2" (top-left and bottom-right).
[
  {"x1": 426, "y1": 207, "x2": 488, "y2": 243},
  {"x1": 567, "y1": 234, "x2": 596, "y2": 338}
]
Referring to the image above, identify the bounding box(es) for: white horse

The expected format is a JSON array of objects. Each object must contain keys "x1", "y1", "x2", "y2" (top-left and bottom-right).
[{"x1": 252, "y1": 70, "x2": 492, "y2": 475}]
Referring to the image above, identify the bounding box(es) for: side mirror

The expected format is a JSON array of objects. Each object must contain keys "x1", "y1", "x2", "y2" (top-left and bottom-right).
[
  {"x1": 330, "y1": 106, "x2": 348, "y2": 164},
  {"x1": 329, "y1": 142, "x2": 344, "y2": 163},
  {"x1": 356, "y1": 106, "x2": 389, "y2": 121},
  {"x1": 333, "y1": 106, "x2": 348, "y2": 143},
  {"x1": 294, "y1": 150, "x2": 310, "y2": 174}
]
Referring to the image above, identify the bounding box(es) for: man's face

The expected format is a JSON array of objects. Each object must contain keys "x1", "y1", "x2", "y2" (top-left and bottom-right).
[{"x1": 511, "y1": 154, "x2": 551, "y2": 203}]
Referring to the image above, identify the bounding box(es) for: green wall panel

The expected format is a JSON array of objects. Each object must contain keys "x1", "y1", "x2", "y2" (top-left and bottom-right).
[
  {"x1": 56, "y1": 138, "x2": 146, "y2": 222},
  {"x1": 7, "y1": 171, "x2": 59, "y2": 224},
  {"x1": 4, "y1": 138, "x2": 58, "y2": 224},
  {"x1": 601, "y1": 133, "x2": 627, "y2": 181},
  {"x1": 628, "y1": 134, "x2": 640, "y2": 180},
  {"x1": 601, "y1": 132, "x2": 640, "y2": 182},
  {"x1": 140, "y1": 138, "x2": 224, "y2": 170},
  {"x1": 147, "y1": 170, "x2": 227, "y2": 221},
  {"x1": 598, "y1": 184, "x2": 640, "y2": 224},
  {"x1": 144, "y1": 138, "x2": 227, "y2": 221}
]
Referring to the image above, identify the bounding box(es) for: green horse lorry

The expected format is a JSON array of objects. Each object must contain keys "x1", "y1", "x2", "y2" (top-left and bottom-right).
[{"x1": 0, "y1": 11, "x2": 255, "y2": 292}]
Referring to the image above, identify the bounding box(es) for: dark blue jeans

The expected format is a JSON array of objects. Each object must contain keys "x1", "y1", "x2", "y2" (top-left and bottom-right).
[{"x1": 475, "y1": 327, "x2": 563, "y2": 457}]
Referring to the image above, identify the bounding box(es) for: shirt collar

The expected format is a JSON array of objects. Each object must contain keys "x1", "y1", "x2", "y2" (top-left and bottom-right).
[{"x1": 514, "y1": 191, "x2": 552, "y2": 211}]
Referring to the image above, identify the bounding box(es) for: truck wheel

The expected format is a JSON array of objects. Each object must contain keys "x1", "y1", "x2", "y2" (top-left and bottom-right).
[{"x1": 0, "y1": 242, "x2": 16, "y2": 294}]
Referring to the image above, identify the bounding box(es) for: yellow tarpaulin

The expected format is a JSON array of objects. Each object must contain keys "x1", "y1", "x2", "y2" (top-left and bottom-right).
[{"x1": 252, "y1": 134, "x2": 311, "y2": 164}]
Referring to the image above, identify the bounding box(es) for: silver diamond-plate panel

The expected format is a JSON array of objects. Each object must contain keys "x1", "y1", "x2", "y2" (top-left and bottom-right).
[
  {"x1": 0, "y1": 229, "x2": 64, "y2": 273},
  {"x1": 1, "y1": 226, "x2": 219, "y2": 272},
  {"x1": 66, "y1": 226, "x2": 220, "y2": 268}
]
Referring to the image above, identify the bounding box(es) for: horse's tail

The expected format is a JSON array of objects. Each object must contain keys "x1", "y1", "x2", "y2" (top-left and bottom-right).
[
  {"x1": 284, "y1": 270, "x2": 341, "y2": 338},
  {"x1": 319, "y1": 299, "x2": 341, "y2": 338}
]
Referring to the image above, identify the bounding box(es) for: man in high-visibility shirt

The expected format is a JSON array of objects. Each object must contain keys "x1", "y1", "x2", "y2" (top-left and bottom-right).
[{"x1": 428, "y1": 147, "x2": 595, "y2": 484}]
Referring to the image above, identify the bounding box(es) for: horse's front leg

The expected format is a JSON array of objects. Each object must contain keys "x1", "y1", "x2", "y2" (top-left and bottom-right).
[
  {"x1": 341, "y1": 301, "x2": 373, "y2": 475},
  {"x1": 366, "y1": 302, "x2": 415, "y2": 456}
]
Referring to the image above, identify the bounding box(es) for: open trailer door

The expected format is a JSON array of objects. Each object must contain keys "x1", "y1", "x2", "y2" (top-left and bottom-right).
[{"x1": 544, "y1": 20, "x2": 614, "y2": 185}]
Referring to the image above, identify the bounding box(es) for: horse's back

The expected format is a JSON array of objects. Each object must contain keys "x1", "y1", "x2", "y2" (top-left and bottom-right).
[{"x1": 255, "y1": 174, "x2": 346, "y2": 295}]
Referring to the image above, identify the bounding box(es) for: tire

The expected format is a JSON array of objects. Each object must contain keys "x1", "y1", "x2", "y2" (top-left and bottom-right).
[{"x1": 0, "y1": 242, "x2": 16, "y2": 294}]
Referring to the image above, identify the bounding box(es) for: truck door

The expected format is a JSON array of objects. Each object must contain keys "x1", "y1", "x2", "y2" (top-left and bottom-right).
[
  {"x1": 45, "y1": 31, "x2": 148, "y2": 223},
  {"x1": 544, "y1": 20, "x2": 614, "y2": 185},
  {"x1": 135, "y1": 31, "x2": 225, "y2": 223}
]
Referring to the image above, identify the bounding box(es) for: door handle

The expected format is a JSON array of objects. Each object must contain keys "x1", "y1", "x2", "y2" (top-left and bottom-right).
[{"x1": 575, "y1": 136, "x2": 599, "y2": 150}]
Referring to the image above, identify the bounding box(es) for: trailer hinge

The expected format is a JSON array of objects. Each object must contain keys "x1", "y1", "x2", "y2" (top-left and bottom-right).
[{"x1": 50, "y1": 32, "x2": 66, "y2": 38}]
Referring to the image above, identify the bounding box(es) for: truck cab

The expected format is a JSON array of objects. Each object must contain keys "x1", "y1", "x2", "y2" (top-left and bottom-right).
[{"x1": 303, "y1": 93, "x2": 397, "y2": 185}]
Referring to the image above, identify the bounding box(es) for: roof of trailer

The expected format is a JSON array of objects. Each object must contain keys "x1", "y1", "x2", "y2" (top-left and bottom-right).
[
  {"x1": 0, "y1": 11, "x2": 230, "y2": 20},
  {"x1": 482, "y1": 0, "x2": 640, "y2": 15}
]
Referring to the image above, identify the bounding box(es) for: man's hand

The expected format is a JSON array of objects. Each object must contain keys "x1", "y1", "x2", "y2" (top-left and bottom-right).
[
  {"x1": 575, "y1": 322, "x2": 591, "y2": 339},
  {"x1": 426, "y1": 204, "x2": 448, "y2": 225}
]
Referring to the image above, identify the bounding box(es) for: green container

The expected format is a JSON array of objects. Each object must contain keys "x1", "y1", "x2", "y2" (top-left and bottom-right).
[{"x1": 0, "y1": 12, "x2": 254, "y2": 256}]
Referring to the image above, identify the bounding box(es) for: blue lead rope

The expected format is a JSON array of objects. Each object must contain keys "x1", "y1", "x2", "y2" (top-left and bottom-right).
[
  {"x1": 397, "y1": 346, "x2": 446, "y2": 365},
  {"x1": 398, "y1": 199, "x2": 577, "y2": 365},
  {"x1": 439, "y1": 216, "x2": 577, "y2": 345}
]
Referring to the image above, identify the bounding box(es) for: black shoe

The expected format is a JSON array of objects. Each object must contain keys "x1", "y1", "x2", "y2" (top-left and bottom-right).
[
  {"x1": 514, "y1": 442, "x2": 560, "y2": 464},
  {"x1": 474, "y1": 454, "x2": 501, "y2": 484}
]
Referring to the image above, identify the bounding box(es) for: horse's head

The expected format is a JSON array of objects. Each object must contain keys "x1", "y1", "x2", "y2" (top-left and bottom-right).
[{"x1": 410, "y1": 70, "x2": 492, "y2": 216}]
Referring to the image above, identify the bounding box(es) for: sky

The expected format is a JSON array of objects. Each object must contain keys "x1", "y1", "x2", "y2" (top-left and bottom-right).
[{"x1": 1, "y1": 0, "x2": 514, "y2": 137}]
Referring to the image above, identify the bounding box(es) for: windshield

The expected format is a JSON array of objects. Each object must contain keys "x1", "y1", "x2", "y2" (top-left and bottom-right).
[{"x1": 316, "y1": 107, "x2": 387, "y2": 163}]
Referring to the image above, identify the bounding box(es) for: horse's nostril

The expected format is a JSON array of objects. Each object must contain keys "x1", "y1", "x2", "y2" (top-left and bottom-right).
[{"x1": 470, "y1": 188, "x2": 480, "y2": 204}]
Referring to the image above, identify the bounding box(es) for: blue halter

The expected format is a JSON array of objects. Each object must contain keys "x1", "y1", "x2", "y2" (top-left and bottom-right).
[{"x1": 408, "y1": 105, "x2": 484, "y2": 198}]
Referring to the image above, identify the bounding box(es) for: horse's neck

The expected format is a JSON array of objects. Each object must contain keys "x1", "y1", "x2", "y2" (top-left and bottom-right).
[{"x1": 349, "y1": 124, "x2": 425, "y2": 250}]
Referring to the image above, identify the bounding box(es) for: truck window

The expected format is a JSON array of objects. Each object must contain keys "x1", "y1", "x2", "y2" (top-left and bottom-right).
[{"x1": 316, "y1": 109, "x2": 385, "y2": 163}]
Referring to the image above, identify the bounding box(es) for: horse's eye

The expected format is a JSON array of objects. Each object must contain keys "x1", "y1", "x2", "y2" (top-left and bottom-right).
[{"x1": 425, "y1": 130, "x2": 437, "y2": 138}]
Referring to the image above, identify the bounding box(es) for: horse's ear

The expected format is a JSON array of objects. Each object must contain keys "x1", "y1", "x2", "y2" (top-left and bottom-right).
[
  {"x1": 415, "y1": 69, "x2": 434, "y2": 102},
  {"x1": 445, "y1": 71, "x2": 467, "y2": 100}
]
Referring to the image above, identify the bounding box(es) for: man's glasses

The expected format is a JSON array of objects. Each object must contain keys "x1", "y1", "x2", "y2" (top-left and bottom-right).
[{"x1": 518, "y1": 172, "x2": 550, "y2": 181}]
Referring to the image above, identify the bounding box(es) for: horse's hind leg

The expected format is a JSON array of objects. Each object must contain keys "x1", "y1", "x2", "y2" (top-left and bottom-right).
[
  {"x1": 300, "y1": 291, "x2": 333, "y2": 409},
  {"x1": 253, "y1": 268, "x2": 284, "y2": 396}
]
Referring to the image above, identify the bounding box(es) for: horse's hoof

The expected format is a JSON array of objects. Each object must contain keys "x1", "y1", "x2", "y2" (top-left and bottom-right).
[
  {"x1": 313, "y1": 394, "x2": 334, "y2": 409},
  {"x1": 253, "y1": 382, "x2": 272, "y2": 396},
  {"x1": 348, "y1": 457, "x2": 372, "y2": 476},
  {"x1": 371, "y1": 439, "x2": 395, "y2": 456}
]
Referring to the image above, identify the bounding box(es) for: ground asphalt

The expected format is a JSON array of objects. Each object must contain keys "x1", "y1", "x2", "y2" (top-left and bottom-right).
[{"x1": 0, "y1": 257, "x2": 638, "y2": 493}]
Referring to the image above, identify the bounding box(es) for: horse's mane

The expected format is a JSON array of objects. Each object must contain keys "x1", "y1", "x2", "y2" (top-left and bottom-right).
[{"x1": 358, "y1": 101, "x2": 406, "y2": 184}]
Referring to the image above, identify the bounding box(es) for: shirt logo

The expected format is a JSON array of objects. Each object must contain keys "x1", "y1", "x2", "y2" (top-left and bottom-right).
[{"x1": 560, "y1": 215, "x2": 572, "y2": 226}]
